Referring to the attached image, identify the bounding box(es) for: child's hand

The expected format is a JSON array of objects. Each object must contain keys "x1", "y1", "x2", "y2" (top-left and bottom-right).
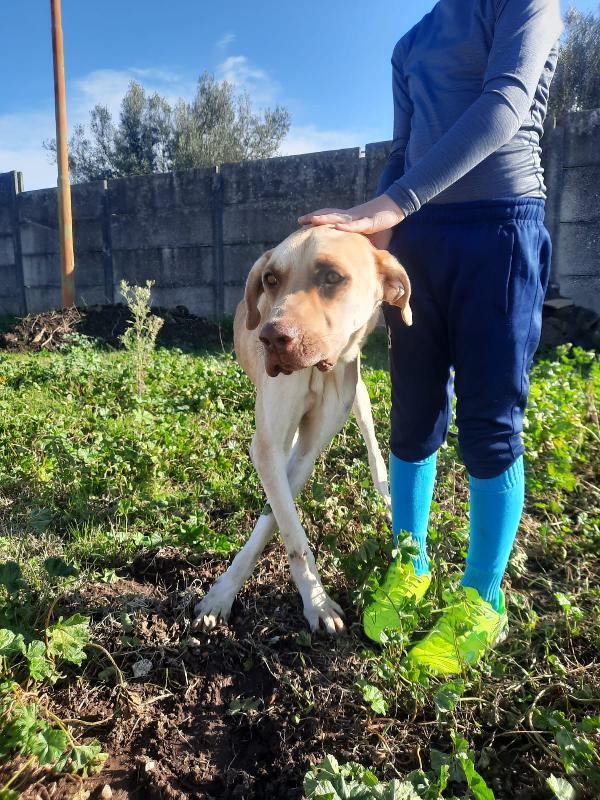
[{"x1": 298, "y1": 195, "x2": 404, "y2": 236}]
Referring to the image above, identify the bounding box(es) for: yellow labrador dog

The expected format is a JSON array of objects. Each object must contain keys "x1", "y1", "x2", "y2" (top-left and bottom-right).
[{"x1": 194, "y1": 225, "x2": 412, "y2": 635}]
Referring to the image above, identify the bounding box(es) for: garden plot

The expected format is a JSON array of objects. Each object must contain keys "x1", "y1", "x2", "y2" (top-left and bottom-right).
[{"x1": 0, "y1": 311, "x2": 598, "y2": 800}]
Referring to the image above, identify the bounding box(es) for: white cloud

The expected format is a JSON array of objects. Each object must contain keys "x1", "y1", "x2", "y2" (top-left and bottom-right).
[
  {"x1": 217, "y1": 55, "x2": 279, "y2": 106},
  {"x1": 0, "y1": 147, "x2": 57, "y2": 192},
  {"x1": 281, "y1": 124, "x2": 381, "y2": 156},
  {"x1": 0, "y1": 111, "x2": 56, "y2": 150},
  {"x1": 0, "y1": 111, "x2": 57, "y2": 190},
  {"x1": 70, "y1": 67, "x2": 195, "y2": 122},
  {"x1": 71, "y1": 69, "x2": 136, "y2": 121},
  {"x1": 216, "y1": 32, "x2": 235, "y2": 49}
]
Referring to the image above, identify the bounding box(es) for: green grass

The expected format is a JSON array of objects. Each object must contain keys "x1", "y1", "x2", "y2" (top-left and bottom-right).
[{"x1": 0, "y1": 334, "x2": 599, "y2": 798}]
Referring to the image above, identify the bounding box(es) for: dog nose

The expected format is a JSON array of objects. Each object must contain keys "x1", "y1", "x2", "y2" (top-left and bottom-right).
[{"x1": 259, "y1": 321, "x2": 298, "y2": 352}]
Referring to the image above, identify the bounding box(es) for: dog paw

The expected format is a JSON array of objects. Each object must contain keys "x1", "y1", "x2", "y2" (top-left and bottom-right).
[
  {"x1": 192, "y1": 585, "x2": 235, "y2": 631},
  {"x1": 303, "y1": 594, "x2": 345, "y2": 636}
]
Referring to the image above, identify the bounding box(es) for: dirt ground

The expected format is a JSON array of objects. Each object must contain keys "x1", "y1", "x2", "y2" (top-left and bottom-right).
[
  {"x1": 0, "y1": 305, "x2": 231, "y2": 354},
  {"x1": 0, "y1": 544, "x2": 581, "y2": 800}
]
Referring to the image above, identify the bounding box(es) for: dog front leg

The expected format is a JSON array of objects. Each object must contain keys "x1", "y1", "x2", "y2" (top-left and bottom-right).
[
  {"x1": 253, "y1": 439, "x2": 344, "y2": 635},
  {"x1": 193, "y1": 443, "x2": 301, "y2": 630},
  {"x1": 193, "y1": 441, "x2": 335, "y2": 630},
  {"x1": 193, "y1": 511, "x2": 277, "y2": 629}
]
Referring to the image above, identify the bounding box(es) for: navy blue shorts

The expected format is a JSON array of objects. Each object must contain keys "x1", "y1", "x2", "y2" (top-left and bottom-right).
[{"x1": 384, "y1": 198, "x2": 552, "y2": 479}]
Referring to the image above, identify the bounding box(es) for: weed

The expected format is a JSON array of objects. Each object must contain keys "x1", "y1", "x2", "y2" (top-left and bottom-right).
[{"x1": 119, "y1": 280, "x2": 164, "y2": 397}]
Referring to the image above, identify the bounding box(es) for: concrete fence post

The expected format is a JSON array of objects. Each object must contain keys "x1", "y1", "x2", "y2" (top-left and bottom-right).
[
  {"x1": 0, "y1": 171, "x2": 27, "y2": 315},
  {"x1": 100, "y1": 180, "x2": 115, "y2": 305},
  {"x1": 541, "y1": 116, "x2": 566, "y2": 287},
  {"x1": 211, "y1": 170, "x2": 225, "y2": 319},
  {"x1": 14, "y1": 173, "x2": 26, "y2": 314},
  {"x1": 355, "y1": 149, "x2": 367, "y2": 206}
]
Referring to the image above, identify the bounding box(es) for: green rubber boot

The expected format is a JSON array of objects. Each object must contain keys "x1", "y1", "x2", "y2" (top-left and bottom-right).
[
  {"x1": 407, "y1": 587, "x2": 508, "y2": 675},
  {"x1": 363, "y1": 559, "x2": 432, "y2": 644}
]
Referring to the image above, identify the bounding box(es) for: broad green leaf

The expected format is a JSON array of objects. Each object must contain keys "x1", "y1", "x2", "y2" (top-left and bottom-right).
[
  {"x1": 318, "y1": 755, "x2": 340, "y2": 776},
  {"x1": 0, "y1": 561, "x2": 26, "y2": 594},
  {"x1": 434, "y1": 679, "x2": 465, "y2": 721},
  {"x1": 579, "y1": 714, "x2": 600, "y2": 733},
  {"x1": 1, "y1": 703, "x2": 39, "y2": 752},
  {"x1": 65, "y1": 741, "x2": 109, "y2": 776},
  {"x1": 303, "y1": 777, "x2": 337, "y2": 799},
  {"x1": 355, "y1": 680, "x2": 388, "y2": 715},
  {"x1": 26, "y1": 641, "x2": 55, "y2": 682},
  {"x1": 534, "y1": 707, "x2": 572, "y2": 733},
  {"x1": 0, "y1": 629, "x2": 25, "y2": 657},
  {"x1": 0, "y1": 629, "x2": 16, "y2": 654},
  {"x1": 30, "y1": 726, "x2": 68, "y2": 765},
  {"x1": 43, "y1": 556, "x2": 78, "y2": 579},
  {"x1": 437, "y1": 763, "x2": 449, "y2": 792},
  {"x1": 376, "y1": 780, "x2": 421, "y2": 800},
  {"x1": 339, "y1": 761, "x2": 378, "y2": 786},
  {"x1": 430, "y1": 747, "x2": 463, "y2": 784},
  {"x1": 451, "y1": 733, "x2": 495, "y2": 800},
  {"x1": 461, "y1": 756, "x2": 495, "y2": 800},
  {"x1": 47, "y1": 614, "x2": 90, "y2": 666},
  {"x1": 555, "y1": 728, "x2": 596, "y2": 773}
]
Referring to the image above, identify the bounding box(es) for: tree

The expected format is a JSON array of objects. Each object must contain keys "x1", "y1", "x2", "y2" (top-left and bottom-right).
[
  {"x1": 45, "y1": 72, "x2": 291, "y2": 183},
  {"x1": 549, "y1": 6, "x2": 600, "y2": 120}
]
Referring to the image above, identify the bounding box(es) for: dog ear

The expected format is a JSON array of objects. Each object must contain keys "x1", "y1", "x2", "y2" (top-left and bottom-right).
[
  {"x1": 374, "y1": 249, "x2": 413, "y2": 326},
  {"x1": 245, "y1": 250, "x2": 273, "y2": 330}
]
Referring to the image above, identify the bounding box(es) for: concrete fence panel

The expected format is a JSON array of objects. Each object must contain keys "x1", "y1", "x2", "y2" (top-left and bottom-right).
[
  {"x1": 0, "y1": 172, "x2": 25, "y2": 315},
  {"x1": 543, "y1": 110, "x2": 600, "y2": 314}
]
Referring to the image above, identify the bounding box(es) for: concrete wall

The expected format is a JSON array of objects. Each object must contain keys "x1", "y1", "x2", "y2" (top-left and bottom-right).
[
  {"x1": 0, "y1": 109, "x2": 598, "y2": 318},
  {"x1": 542, "y1": 110, "x2": 600, "y2": 313}
]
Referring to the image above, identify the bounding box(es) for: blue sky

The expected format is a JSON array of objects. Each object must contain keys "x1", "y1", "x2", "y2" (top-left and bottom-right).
[{"x1": 0, "y1": 0, "x2": 597, "y2": 190}]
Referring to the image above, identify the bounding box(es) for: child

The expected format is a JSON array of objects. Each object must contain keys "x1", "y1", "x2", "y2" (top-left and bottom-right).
[{"x1": 298, "y1": 0, "x2": 563, "y2": 674}]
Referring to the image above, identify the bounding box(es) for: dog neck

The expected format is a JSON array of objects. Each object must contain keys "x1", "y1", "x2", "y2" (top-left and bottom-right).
[{"x1": 338, "y1": 312, "x2": 379, "y2": 364}]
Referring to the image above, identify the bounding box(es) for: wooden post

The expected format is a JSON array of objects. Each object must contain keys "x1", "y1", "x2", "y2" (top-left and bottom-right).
[{"x1": 50, "y1": 0, "x2": 75, "y2": 307}]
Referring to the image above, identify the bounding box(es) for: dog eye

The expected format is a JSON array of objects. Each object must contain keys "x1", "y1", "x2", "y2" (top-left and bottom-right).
[
  {"x1": 264, "y1": 272, "x2": 278, "y2": 287},
  {"x1": 324, "y1": 270, "x2": 344, "y2": 285}
]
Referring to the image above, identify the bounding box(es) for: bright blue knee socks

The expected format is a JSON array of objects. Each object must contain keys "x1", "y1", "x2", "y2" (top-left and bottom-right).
[
  {"x1": 389, "y1": 452, "x2": 525, "y2": 608},
  {"x1": 461, "y1": 456, "x2": 524, "y2": 611},
  {"x1": 390, "y1": 451, "x2": 437, "y2": 576}
]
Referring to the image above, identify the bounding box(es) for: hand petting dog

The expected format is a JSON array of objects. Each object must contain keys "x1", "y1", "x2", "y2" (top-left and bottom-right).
[{"x1": 298, "y1": 194, "x2": 405, "y2": 250}]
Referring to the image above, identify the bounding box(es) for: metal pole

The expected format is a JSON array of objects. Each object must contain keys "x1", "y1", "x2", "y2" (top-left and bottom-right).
[{"x1": 50, "y1": 0, "x2": 75, "y2": 307}]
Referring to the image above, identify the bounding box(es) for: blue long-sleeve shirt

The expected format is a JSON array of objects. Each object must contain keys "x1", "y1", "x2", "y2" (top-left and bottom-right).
[{"x1": 378, "y1": 0, "x2": 563, "y2": 216}]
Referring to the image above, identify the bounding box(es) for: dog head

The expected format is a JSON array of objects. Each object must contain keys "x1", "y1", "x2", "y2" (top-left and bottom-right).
[{"x1": 244, "y1": 225, "x2": 412, "y2": 377}]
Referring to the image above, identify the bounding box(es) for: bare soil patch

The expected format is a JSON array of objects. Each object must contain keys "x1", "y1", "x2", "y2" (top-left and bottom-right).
[
  {"x1": 4, "y1": 545, "x2": 585, "y2": 799},
  {"x1": 0, "y1": 305, "x2": 231, "y2": 354}
]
